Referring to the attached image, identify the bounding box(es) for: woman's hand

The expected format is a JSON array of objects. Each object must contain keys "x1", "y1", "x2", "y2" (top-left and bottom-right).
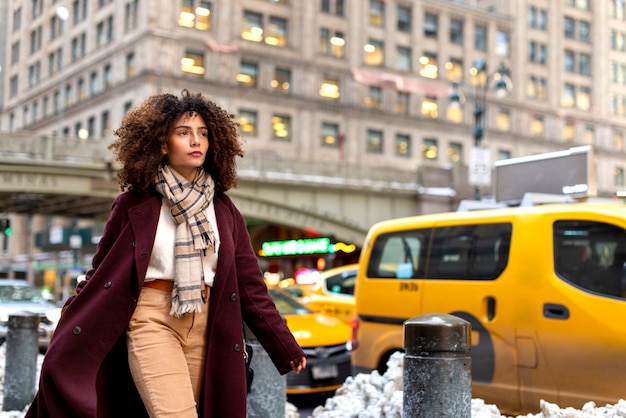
[{"x1": 290, "y1": 356, "x2": 307, "y2": 374}]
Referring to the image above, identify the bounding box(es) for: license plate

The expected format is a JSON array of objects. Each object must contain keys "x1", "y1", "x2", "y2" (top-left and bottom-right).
[{"x1": 311, "y1": 364, "x2": 338, "y2": 380}]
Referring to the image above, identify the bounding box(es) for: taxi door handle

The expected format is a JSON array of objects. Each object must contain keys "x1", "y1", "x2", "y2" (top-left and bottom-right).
[
  {"x1": 543, "y1": 303, "x2": 570, "y2": 320},
  {"x1": 486, "y1": 296, "x2": 495, "y2": 321}
]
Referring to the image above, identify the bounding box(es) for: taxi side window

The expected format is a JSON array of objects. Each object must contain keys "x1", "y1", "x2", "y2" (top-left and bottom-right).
[
  {"x1": 554, "y1": 221, "x2": 626, "y2": 298},
  {"x1": 366, "y1": 229, "x2": 430, "y2": 279},
  {"x1": 427, "y1": 223, "x2": 512, "y2": 280},
  {"x1": 325, "y1": 272, "x2": 357, "y2": 295}
]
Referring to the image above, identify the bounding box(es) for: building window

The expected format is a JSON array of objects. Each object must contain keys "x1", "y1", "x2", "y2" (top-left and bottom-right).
[
  {"x1": 125, "y1": 0, "x2": 140, "y2": 31},
  {"x1": 564, "y1": 17, "x2": 575, "y2": 38},
  {"x1": 424, "y1": 13, "x2": 438, "y2": 38},
  {"x1": 496, "y1": 109, "x2": 511, "y2": 131},
  {"x1": 529, "y1": 6, "x2": 547, "y2": 30},
  {"x1": 87, "y1": 116, "x2": 96, "y2": 138},
  {"x1": 579, "y1": 53, "x2": 591, "y2": 76},
  {"x1": 397, "y1": 5, "x2": 412, "y2": 32},
  {"x1": 181, "y1": 50, "x2": 205, "y2": 76},
  {"x1": 583, "y1": 125, "x2": 594, "y2": 144},
  {"x1": 395, "y1": 134, "x2": 411, "y2": 157},
  {"x1": 614, "y1": 131, "x2": 624, "y2": 151},
  {"x1": 237, "y1": 61, "x2": 258, "y2": 86},
  {"x1": 321, "y1": 0, "x2": 344, "y2": 16},
  {"x1": 615, "y1": 167, "x2": 625, "y2": 187},
  {"x1": 528, "y1": 75, "x2": 547, "y2": 100},
  {"x1": 530, "y1": 115, "x2": 545, "y2": 136},
  {"x1": 242, "y1": 11, "x2": 263, "y2": 42},
  {"x1": 563, "y1": 119, "x2": 576, "y2": 141},
  {"x1": 612, "y1": 94, "x2": 626, "y2": 116},
  {"x1": 321, "y1": 122, "x2": 340, "y2": 147},
  {"x1": 266, "y1": 16, "x2": 287, "y2": 47},
  {"x1": 126, "y1": 52, "x2": 136, "y2": 77},
  {"x1": 564, "y1": 50, "x2": 575, "y2": 72},
  {"x1": 369, "y1": 0, "x2": 385, "y2": 26},
  {"x1": 396, "y1": 92, "x2": 409, "y2": 114},
  {"x1": 610, "y1": 0, "x2": 626, "y2": 20},
  {"x1": 77, "y1": 77, "x2": 85, "y2": 101},
  {"x1": 271, "y1": 114, "x2": 291, "y2": 141},
  {"x1": 419, "y1": 53, "x2": 438, "y2": 79},
  {"x1": 422, "y1": 138, "x2": 438, "y2": 160},
  {"x1": 577, "y1": 86, "x2": 591, "y2": 110},
  {"x1": 578, "y1": 21, "x2": 590, "y2": 42},
  {"x1": 397, "y1": 46, "x2": 411, "y2": 72},
  {"x1": 529, "y1": 41, "x2": 547, "y2": 64},
  {"x1": 421, "y1": 96, "x2": 438, "y2": 118},
  {"x1": 319, "y1": 76, "x2": 340, "y2": 99},
  {"x1": 319, "y1": 29, "x2": 345, "y2": 58},
  {"x1": 450, "y1": 19, "x2": 464, "y2": 45},
  {"x1": 474, "y1": 25, "x2": 487, "y2": 51},
  {"x1": 239, "y1": 109, "x2": 258, "y2": 136},
  {"x1": 447, "y1": 101, "x2": 463, "y2": 124},
  {"x1": 366, "y1": 86, "x2": 383, "y2": 108},
  {"x1": 272, "y1": 67, "x2": 291, "y2": 93},
  {"x1": 364, "y1": 39, "x2": 384, "y2": 66},
  {"x1": 366, "y1": 129, "x2": 384, "y2": 153},
  {"x1": 179, "y1": 0, "x2": 212, "y2": 30},
  {"x1": 104, "y1": 64, "x2": 112, "y2": 89},
  {"x1": 495, "y1": 30, "x2": 510, "y2": 57},
  {"x1": 561, "y1": 83, "x2": 576, "y2": 107},
  {"x1": 446, "y1": 58, "x2": 463, "y2": 82},
  {"x1": 448, "y1": 142, "x2": 463, "y2": 163},
  {"x1": 89, "y1": 71, "x2": 98, "y2": 95},
  {"x1": 101, "y1": 110, "x2": 111, "y2": 137},
  {"x1": 497, "y1": 149, "x2": 511, "y2": 161}
]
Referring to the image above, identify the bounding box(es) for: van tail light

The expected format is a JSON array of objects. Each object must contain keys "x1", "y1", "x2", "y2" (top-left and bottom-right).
[{"x1": 350, "y1": 316, "x2": 359, "y2": 350}]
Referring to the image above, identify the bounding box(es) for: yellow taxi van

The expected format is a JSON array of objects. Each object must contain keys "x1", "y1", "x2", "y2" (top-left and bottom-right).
[{"x1": 351, "y1": 199, "x2": 626, "y2": 415}]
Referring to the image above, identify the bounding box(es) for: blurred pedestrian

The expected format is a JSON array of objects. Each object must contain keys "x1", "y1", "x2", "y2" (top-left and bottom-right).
[{"x1": 26, "y1": 90, "x2": 306, "y2": 418}]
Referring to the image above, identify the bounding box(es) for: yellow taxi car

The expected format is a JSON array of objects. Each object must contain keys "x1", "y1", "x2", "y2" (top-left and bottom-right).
[
  {"x1": 302, "y1": 264, "x2": 358, "y2": 325},
  {"x1": 269, "y1": 288, "x2": 352, "y2": 394},
  {"x1": 352, "y1": 200, "x2": 626, "y2": 415}
]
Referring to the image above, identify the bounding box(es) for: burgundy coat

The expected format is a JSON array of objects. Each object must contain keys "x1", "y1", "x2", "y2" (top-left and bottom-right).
[{"x1": 26, "y1": 190, "x2": 304, "y2": 418}]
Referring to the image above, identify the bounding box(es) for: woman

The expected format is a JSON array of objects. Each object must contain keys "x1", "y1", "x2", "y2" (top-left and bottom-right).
[{"x1": 26, "y1": 90, "x2": 306, "y2": 417}]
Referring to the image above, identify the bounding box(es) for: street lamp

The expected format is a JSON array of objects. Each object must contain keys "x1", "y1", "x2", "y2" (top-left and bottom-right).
[
  {"x1": 449, "y1": 59, "x2": 512, "y2": 200},
  {"x1": 56, "y1": 6, "x2": 69, "y2": 138}
]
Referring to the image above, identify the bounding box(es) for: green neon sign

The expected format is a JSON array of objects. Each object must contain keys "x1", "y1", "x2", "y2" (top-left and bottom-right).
[{"x1": 262, "y1": 238, "x2": 333, "y2": 257}]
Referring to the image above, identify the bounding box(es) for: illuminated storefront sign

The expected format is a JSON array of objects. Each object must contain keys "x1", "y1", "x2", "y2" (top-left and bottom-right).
[{"x1": 261, "y1": 238, "x2": 356, "y2": 257}]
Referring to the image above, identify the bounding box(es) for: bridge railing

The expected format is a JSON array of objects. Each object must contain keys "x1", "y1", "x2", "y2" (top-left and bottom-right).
[
  {"x1": 0, "y1": 132, "x2": 423, "y2": 187},
  {"x1": 0, "y1": 132, "x2": 113, "y2": 164}
]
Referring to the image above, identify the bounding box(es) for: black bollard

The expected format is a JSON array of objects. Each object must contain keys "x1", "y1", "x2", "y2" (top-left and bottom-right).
[
  {"x1": 3, "y1": 312, "x2": 39, "y2": 412},
  {"x1": 403, "y1": 313, "x2": 472, "y2": 418},
  {"x1": 245, "y1": 325, "x2": 286, "y2": 418}
]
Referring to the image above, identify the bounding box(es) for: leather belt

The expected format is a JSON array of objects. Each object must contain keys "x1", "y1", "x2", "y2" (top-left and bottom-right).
[
  {"x1": 143, "y1": 279, "x2": 174, "y2": 292},
  {"x1": 143, "y1": 279, "x2": 209, "y2": 300}
]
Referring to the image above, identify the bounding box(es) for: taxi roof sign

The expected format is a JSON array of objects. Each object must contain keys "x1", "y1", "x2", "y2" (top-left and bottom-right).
[{"x1": 494, "y1": 145, "x2": 596, "y2": 203}]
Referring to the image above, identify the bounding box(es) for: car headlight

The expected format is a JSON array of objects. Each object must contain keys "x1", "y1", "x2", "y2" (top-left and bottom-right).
[{"x1": 46, "y1": 308, "x2": 62, "y2": 324}]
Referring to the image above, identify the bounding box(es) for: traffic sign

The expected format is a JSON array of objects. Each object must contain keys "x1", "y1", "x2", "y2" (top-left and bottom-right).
[{"x1": 469, "y1": 147, "x2": 492, "y2": 187}]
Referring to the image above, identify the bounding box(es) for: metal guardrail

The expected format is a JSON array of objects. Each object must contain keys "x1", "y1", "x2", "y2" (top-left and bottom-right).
[
  {"x1": 0, "y1": 132, "x2": 422, "y2": 188},
  {"x1": 0, "y1": 132, "x2": 113, "y2": 164}
]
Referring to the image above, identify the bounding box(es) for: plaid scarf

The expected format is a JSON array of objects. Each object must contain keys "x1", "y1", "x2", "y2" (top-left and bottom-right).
[{"x1": 155, "y1": 165, "x2": 216, "y2": 317}]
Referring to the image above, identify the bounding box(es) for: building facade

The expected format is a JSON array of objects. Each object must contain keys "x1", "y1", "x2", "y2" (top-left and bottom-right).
[
  {"x1": 2, "y1": 0, "x2": 626, "y2": 197},
  {"x1": 1, "y1": 0, "x2": 626, "y2": 289}
]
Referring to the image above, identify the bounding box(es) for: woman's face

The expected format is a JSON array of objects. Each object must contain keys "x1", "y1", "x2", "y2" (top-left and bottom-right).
[{"x1": 163, "y1": 112, "x2": 209, "y2": 182}]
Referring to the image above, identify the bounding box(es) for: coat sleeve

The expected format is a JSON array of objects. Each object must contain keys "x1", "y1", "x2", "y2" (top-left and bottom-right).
[{"x1": 224, "y1": 196, "x2": 305, "y2": 374}]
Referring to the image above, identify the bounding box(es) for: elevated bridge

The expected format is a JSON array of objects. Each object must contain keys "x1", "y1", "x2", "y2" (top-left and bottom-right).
[{"x1": 0, "y1": 132, "x2": 458, "y2": 246}]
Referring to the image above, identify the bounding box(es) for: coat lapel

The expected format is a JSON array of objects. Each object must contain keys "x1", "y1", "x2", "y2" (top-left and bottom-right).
[{"x1": 128, "y1": 195, "x2": 162, "y2": 284}]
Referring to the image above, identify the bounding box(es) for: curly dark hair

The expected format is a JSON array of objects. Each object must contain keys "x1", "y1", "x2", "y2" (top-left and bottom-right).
[{"x1": 109, "y1": 89, "x2": 243, "y2": 194}]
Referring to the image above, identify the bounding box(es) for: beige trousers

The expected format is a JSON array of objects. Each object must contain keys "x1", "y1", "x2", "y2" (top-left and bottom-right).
[{"x1": 127, "y1": 287, "x2": 210, "y2": 418}]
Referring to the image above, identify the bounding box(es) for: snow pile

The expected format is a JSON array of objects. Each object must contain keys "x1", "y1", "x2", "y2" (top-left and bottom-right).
[{"x1": 308, "y1": 352, "x2": 626, "y2": 418}]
